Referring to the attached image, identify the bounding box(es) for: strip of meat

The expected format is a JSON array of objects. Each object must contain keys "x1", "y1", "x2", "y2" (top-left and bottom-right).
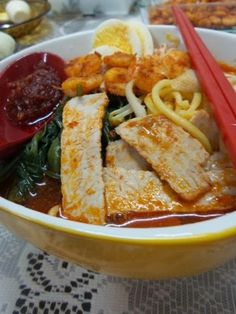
[
  {"x1": 195, "y1": 168, "x2": 236, "y2": 211},
  {"x1": 196, "y1": 152, "x2": 236, "y2": 211},
  {"x1": 106, "y1": 139, "x2": 150, "y2": 170},
  {"x1": 190, "y1": 109, "x2": 219, "y2": 151},
  {"x1": 61, "y1": 93, "x2": 108, "y2": 225},
  {"x1": 104, "y1": 167, "x2": 175, "y2": 215},
  {"x1": 104, "y1": 166, "x2": 236, "y2": 217},
  {"x1": 116, "y1": 115, "x2": 210, "y2": 201}
]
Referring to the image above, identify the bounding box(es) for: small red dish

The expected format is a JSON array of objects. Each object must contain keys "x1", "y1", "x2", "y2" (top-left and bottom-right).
[{"x1": 0, "y1": 52, "x2": 66, "y2": 159}]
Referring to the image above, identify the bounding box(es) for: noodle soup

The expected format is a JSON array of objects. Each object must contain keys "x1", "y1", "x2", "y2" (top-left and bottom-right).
[{"x1": 1, "y1": 21, "x2": 236, "y2": 228}]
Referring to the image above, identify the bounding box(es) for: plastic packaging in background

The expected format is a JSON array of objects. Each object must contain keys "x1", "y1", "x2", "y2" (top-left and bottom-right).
[{"x1": 140, "y1": 1, "x2": 236, "y2": 30}]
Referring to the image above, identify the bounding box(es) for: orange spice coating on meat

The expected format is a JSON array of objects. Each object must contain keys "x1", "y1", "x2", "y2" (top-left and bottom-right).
[
  {"x1": 134, "y1": 50, "x2": 191, "y2": 93},
  {"x1": 104, "y1": 67, "x2": 132, "y2": 96},
  {"x1": 104, "y1": 168, "x2": 177, "y2": 215},
  {"x1": 116, "y1": 115, "x2": 210, "y2": 201},
  {"x1": 62, "y1": 75, "x2": 103, "y2": 97},
  {"x1": 103, "y1": 52, "x2": 136, "y2": 68},
  {"x1": 61, "y1": 93, "x2": 108, "y2": 225},
  {"x1": 65, "y1": 53, "x2": 102, "y2": 77},
  {"x1": 62, "y1": 49, "x2": 191, "y2": 96}
]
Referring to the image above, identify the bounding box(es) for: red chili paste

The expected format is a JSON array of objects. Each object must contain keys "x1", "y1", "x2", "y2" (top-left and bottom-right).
[{"x1": 6, "y1": 61, "x2": 63, "y2": 125}]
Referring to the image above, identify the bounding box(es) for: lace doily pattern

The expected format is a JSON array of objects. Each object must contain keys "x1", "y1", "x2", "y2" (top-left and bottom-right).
[{"x1": 1, "y1": 226, "x2": 236, "y2": 314}]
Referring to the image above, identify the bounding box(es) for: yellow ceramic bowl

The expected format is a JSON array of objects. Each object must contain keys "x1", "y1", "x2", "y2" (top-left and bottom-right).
[{"x1": 0, "y1": 26, "x2": 236, "y2": 279}]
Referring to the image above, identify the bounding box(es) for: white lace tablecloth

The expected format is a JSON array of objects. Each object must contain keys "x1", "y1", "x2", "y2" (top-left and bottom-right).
[{"x1": 1, "y1": 225, "x2": 236, "y2": 313}]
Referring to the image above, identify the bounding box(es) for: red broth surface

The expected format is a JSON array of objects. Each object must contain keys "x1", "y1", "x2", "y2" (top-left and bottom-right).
[
  {"x1": 1, "y1": 176, "x2": 231, "y2": 228},
  {"x1": 1, "y1": 57, "x2": 236, "y2": 227}
]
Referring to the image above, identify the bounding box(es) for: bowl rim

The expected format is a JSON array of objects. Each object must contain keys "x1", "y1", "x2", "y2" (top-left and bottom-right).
[
  {"x1": 0, "y1": 0, "x2": 51, "y2": 32},
  {"x1": 1, "y1": 25, "x2": 236, "y2": 244},
  {"x1": 1, "y1": 196, "x2": 236, "y2": 243}
]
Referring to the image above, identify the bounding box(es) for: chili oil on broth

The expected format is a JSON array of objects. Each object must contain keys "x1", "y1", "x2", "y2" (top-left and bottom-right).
[
  {"x1": 23, "y1": 176, "x2": 62, "y2": 214},
  {"x1": 0, "y1": 176, "x2": 61, "y2": 214},
  {"x1": 1, "y1": 32, "x2": 236, "y2": 228},
  {"x1": 105, "y1": 179, "x2": 236, "y2": 227},
  {"x1": 2, "y1": 175, "x2": 232, "y2": 228}
]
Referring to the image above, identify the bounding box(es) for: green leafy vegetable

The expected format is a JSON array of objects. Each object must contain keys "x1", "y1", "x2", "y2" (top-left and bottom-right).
[
  {"x1": 0, "y1": 94, "x2": 133, "y2": 203},
  {"x1": 101, "y1": 95, "x2": 132, "y2": 162},
  {"x1": 0, "y1": 156, "x2": 20, "y2": 184},
  {"x1": 0, "y1": 102, "x2": 64, "y2": 203},
  {"x1": 47, "y1": 136, "x2": 61, "y2": 179},
  {"x1": 77, "y1": 84, "x2": 83, "y2": 96},
  {"x1": 102, "y1": 110, "x2": 111, "y2": 146},
  {"x1": 102, "y1": 95, "x2": 127, "y2": 145}
]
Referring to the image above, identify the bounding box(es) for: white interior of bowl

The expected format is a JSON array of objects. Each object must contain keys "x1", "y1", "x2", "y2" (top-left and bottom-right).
[{"x1": 1, "y1": 25, "x2": 236, "y2": 241}]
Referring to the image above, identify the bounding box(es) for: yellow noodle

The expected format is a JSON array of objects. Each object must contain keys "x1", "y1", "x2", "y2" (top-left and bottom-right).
[
  {"x1": 151, "y1": 79, "x2": 212, "y2": 153},
  {"x1": 172, "y1": 92, "x2": 189, "y2": 115},
  {"x1": 189, "y1": 92, "x2": 202, "y2": 112},
  {"x1": 178, "y1": 110, "x2": 196, "y2": 120},
  {"x1": 165, "y1": 32, "x2": 180, "y2": 48},
  {"x1": 178, "y1": 93, "x2": 202, "y2": 119},
  {"x1": 144, "y1": 94, "x2": 159, "y2": 115},
  {"x1": 172, "y1": 92, "x2": 183, "y2": 106},
  {"x1": 159, "y1": 86, "x2": 173, "y2": 98},
  {"x1": 180, "y1": 100, "x2": 190, "y2": 110}
]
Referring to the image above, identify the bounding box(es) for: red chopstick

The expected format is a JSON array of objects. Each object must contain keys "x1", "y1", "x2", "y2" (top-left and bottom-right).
[{"x1": 172, "y1": 6, "x2": 236, "y2": 167}]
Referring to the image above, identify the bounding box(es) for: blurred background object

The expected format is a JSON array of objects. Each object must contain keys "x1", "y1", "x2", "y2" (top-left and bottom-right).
[
  {"x1": 47, "y1": 0, "x2": 80, "y2": 14},
  {"x1": 48, "y1": 0, "x2": 136, "y2": 16},
  {"x1": 0, "y1": 0, "x2": 51, "y2": 38},
  {"x1": 5, "y1": 0, "x2": 31, "y2": 24},
  {"x1": 0, "y1": 30, "x2": 15, "y2": 59},
  {"x1": 140, "y1": 0, "x2": 236, "y2": 31}
]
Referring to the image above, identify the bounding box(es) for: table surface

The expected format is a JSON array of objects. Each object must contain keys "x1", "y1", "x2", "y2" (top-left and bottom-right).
[
  {"x1": 1, "y1": 9, "x2": 236, "y2": 314},
  {"x1": 1, "y1": 224, "x2": 236, "y2": 314}
]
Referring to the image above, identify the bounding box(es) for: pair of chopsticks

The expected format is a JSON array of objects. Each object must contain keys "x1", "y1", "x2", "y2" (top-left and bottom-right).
[{"x1": 172, "y1": 6, "x2": 236, "y2": 167}]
